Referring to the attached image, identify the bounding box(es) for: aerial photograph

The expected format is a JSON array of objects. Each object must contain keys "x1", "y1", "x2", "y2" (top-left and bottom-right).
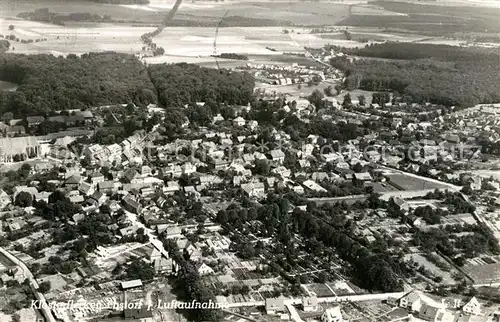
[{"x1": 0, "y1": 0, "x2": 499, "y2": 321}]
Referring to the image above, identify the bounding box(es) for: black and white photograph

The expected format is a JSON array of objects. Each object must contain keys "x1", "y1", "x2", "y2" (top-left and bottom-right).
[{"x1": 0, "y1": 0, "x2": 499, "y2": 321}]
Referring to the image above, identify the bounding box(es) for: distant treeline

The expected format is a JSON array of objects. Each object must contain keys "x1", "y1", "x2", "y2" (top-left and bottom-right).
[
  {"x1": 86, "y1": 0, "x2": 149, "y2": 4},
  {"x1": 212, "y1": 53, "x2": 249, "y2": 60},
  {"x1": 0, "y1": 40, "x2": 9, "y2": 53},
  {"x1": 164, "y1": 15, "x2": 293, "y2": 27},
  {"x1": 17, "y1": 8, "x2": 111, "y2": 25},
  {"x1": 0, "y1": 53, "x2": 255, "y2": 117},
  {"x1": 148, "y1": 63, "x2": 255, "y2": 108},
  {"x1": 330, "y1": 43, "x2": 500, "y2": 107}
]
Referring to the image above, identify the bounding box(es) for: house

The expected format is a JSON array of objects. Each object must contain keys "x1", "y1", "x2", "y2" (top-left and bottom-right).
[
  {"x1": 196, "y1": 262, "x2": 214, "y2": 276},
  {"x1": 64, "y1": 175, "x2": 81, "y2": 189},
  {"x1": 462, "y1": 297, "x2": 481, "y2": 315},
  {"x1": 445, "y1": 134, "x2": 460, "y2": 144},
  {"x1": 79, "y1": 182, "x2": 95, "y2": 196},
  {"x1": 302, "y1": 296, "x2": 319, "y2": 312},
  {"x1": 247, "y1": 120, "x2": 258, "y2": 131},
  {"x1": 353, "y1": 172, "x2": 372, "y2": 182},
  {"x1": 121, "y1": 279, "x2": 143, "y2": 290},
  {"x1": 399, "y1": 290, "x2": 445, "y2": 313},
  {"x1": 269, "y1": 149, "x2": 285, "y2": 163},
  {"x1": 265, "y1": 296, "x2": 286, "y2": 315},
  {"x1": 233, "y1": 116, "x2": 246, "y2": 127},
  {"x1": 90, "y1": 172, "x2": 105, "y2": 184},
  {"x1": 154, "y1": 257, "x2": 176, "y2": 275},
  {"x1": 98, "y1": 181, "x2": 115, "y2": 194},
  {"x1": 122, "y1": 195, "x2": 142, "y2": 214},
  {"x1": 0, "y1": 190, "x2": 12, "y2": 209},
  {"x1": 26, "y1": 116, "x2": 45, "y2": 127},
  {"x1": 88, "y1": 191, "x2": 107, "y2": 206},
  {"x1": 209, "y1": 158, "x2": 229, "y2": 171},
  {"x1": 393, "y1": 197, "x2": 409, "y2": 212},
  {"x1": 113, "y1": 309, "x2": 153, "y2": 322},
  {"x1": 241, "y1": 181, "x2": 265, "y2": 198},
  {"x1": 322, "y1": 306, "x2": 344, "y2": 322},
  {"x1": 185, "y1": 242, "x2": 202, "y2": 261},
  {"x1": 181, "y1": 162, "x2": 196, "y2": 175}
]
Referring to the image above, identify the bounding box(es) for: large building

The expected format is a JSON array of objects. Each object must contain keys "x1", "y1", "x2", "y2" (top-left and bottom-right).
[{"x1": 0, "y1": 136, "x2": 40, "y2": 162}]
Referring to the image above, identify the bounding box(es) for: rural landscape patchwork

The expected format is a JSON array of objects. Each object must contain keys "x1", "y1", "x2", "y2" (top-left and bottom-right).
[{"x1": 0, "y1": 0, "x2": 500, "y2": 321}]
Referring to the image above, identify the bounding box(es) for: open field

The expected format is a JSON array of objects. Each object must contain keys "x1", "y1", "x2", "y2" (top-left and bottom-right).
[
  {"x1": 0, "y1": 0, "x2": 165, "y2": 22},
  {"x1": 0, "y1": 19, "x2": 156, "y2": 55},
  {"x1": 339, "y1": 1, "x2": 500, "y2": 34},
  {"x1": 386, "y1": 173, "x2": 452, "y2": 191}
]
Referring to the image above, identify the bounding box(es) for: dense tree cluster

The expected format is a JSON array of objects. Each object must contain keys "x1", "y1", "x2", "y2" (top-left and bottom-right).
[
  {"x1": 213, "y1": 53, "x2": 249, "y2": 60},
  {"x1": 148, "y1": 63, "x2": 255, "y2": 108},
  {"x1": 0, "y1": 40, "x2": 9, "y2": 53},
  {"x1": 0, "y1": 52, "x2": 157, "y2": 116},
  {"x1": 413, "y1": 224, "x2": 500, "y2": 263},
  {"x1": 163, "y1": 240, "x2": 221, "y2": 321},
  {"x1": 330, "y1": 43, "x2": 500, "y2": 107},
  {"x1": 217, "y1": 194, "x2": 404, "y2": 292},
  {"x1": 17, "y1": 8, "x2": 111, "y2": 25}
]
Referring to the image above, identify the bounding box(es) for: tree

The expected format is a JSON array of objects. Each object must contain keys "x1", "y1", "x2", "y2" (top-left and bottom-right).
[
  {"x1": 126, "y1": 258, "x2": 155, "y2": 281},
  {"x1": 358, "y1": 94, "x2": 366, "y2": 106},
  {"x1": 38, "y1": 281, "x2": 51, "y2": 293},
  {"x1": 324, "y1": 85, "x2": 334, "y2": 97},
  {"x1": 342, "y1": 93, "x2": 352, "y2": 108},
  {"x1": 8, "y1": 25, "x2": 14, "y2": 31},
  {"x1": 15, "y1": 191, "x2": 33, "y2": 207},
  {"x1": 334, "y1": 84, "x2": 342, "y2": 95},
  {"x1": 254, "y1": 159, "x2": 270, "y2": 175},
  {"x1": 308, "y1": 89, "x2": 324, "y2": 109}
]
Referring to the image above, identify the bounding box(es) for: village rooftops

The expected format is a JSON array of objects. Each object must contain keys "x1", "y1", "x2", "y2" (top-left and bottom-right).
[{"x1": 120, "y1": 279, "x2": 143, "y2": 290}]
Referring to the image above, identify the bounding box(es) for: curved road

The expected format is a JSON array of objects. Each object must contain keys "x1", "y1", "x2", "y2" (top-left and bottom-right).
[{"x1": 0, "y1": 247, "x2": 56, "y2": 322}]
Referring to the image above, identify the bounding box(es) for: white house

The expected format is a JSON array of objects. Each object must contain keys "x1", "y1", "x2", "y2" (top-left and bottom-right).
[
  {"x1": 196, "y1": 262, "x2": 214, "y2": 276},
  {"x1": 322, "y1": 306, "x2": 343, "y2": 322},
  {"x1": 233, "y1": 117, "x2": 246, "y2": 127},
  {"x1": 462, "y1": 297, "x2": 481, "y2": 315},
  {"x1": 302, "y1": 296, "x2": 319, "y2": 312}
]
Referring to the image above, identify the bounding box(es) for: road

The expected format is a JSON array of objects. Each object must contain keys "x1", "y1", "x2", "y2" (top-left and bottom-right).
[
  {"x1": 124, "y1": 209, "x2": 169, "y2": 259},
  {"x1": 220, "y1": 291, "x2": 407, "y2": 308},
  {"x1": 0, "y1": 247, "x2": 56, "y2": 322}
]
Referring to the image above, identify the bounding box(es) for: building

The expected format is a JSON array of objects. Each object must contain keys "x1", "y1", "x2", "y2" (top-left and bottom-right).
[
  {"x1": 196, "y1": 262, "x2": 214, "y2": 276},
  {"x1": 322, "y1": 306, "x2": 344, "y2": 322},
  {"x1": 99, "y1": 309, "x2": 153, "y2": 322},
  {"x1": 269, "y1": 149, "x2": 285, "y2": 163},
  {"x1": 0, "y1": 137, "x2": 41, "y2": 162},
  {"x1": 120, "y1": 279, "x2": 143, "y2": 290},
  {"x1": 302, "y1": 296, "x2": 319, "y2": 312},
  {"x1": 265, "y1": 296, "x2": 286, "y2": 315},
  {"x1": 233, "y1": 117, "x2": 246, "y2": 127},
  {"x1": 462, "y1": 297, "x2": 481, "y2": 315}
]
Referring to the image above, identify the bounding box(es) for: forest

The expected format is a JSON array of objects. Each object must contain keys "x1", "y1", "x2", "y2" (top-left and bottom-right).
[
  {"x1": 0, "y1": 53, "x2": 255, "y2": 117},
  {"x1": 330, "y1": 43, "x2": 500, "y2": 107},
  {"x1": 0, "y1": 52, "x2": 156, "y2": 116},
  {"x1": 148, "y1": 63, "x2": 255, "y2": 109}
]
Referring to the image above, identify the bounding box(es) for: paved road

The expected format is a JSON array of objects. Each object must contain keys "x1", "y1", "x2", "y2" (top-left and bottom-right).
[
  {"x1": 0, "y1": 247, "x2": 56, "y2": 322},
  {"x1": 221, "y1": 291, "x2": 407, "y2": 308}
]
